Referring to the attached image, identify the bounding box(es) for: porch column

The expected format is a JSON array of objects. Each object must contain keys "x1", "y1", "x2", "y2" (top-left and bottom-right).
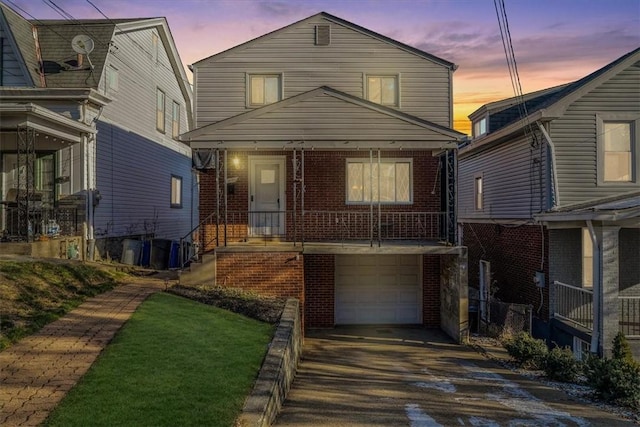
[{"x1": 600, "y1": 225, "x2": 621, "y2": 357}]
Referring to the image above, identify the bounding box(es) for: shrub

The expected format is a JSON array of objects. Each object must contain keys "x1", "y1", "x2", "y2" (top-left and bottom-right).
[
  {"x1": 612, "y1": 331, "x2": 635, "y2": 364},
  {"x1": 543, "y1": 345, "x2": 581, "y2": 382},
  {"x1": 503, "y1": 332, "x2": 548, "y2": 369},
  {"x1": 585, "y1": 355, "x2": 640, "y2": 409}
]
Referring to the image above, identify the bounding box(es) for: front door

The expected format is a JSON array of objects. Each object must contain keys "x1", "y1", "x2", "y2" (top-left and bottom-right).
[{"x1": 248, "y1": 156, "x2": 285, "y2": 236}]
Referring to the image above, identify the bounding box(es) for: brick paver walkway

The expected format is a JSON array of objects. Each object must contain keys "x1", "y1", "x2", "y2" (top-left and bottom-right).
[{"x1": 0, "y1": 277, "x2": 166, "y2": 426}]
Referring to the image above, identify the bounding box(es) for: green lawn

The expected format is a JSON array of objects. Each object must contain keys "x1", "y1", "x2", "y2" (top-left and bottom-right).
[{"x1": 45, "y1": 292, "x2": 274, "y2": 427}]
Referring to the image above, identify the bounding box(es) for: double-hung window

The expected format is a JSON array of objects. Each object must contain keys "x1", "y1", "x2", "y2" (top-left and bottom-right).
[
  {"x1": 346, "y1": 159, "x2": 412, "y2": 204},
  {"x1": 248, "y1": 74, "x2": 281, "y2": 106},
  {"x1": 156, "y1": 89, "x2": 165, "y2": 133},
  {"x1": 366, "y1": 75, "x2": 398, "y2": 106},
  {"x1": 598, "y1": 114, "x2": 638, "y2": 184},
  {"x1": 172, "y1": 101, "x2": 180, "y2": 139},
  {"x1": 473, "y1": 117, "x2": 487, "y2": 137},
  {"x1": 170, "y1": 175, "x2": 182, "y2": 208},
  {"x1": 474, "y1": 175, "x2": 483, "y2": 211}
]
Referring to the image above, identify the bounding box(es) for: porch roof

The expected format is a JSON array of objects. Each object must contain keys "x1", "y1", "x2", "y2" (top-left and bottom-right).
[
  {"x1": 535, "y1": 191, "x2": 640, "y2": 223},
  {"x1": 0, "y1": 103, "x2": 95, "y2": 144},
  {"x1": 181, "y1": 86, "x2": 465, "y2": 151}
]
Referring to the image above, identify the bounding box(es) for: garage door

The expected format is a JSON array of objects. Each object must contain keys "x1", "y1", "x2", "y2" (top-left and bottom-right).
[{"x1": 335, "y1": 255, "x2": 421, "y2": 324}]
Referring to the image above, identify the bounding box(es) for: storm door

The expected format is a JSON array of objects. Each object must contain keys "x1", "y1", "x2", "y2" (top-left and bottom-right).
[{"x1": 248, "y1": 156, "x2": 285, "y2": 236}]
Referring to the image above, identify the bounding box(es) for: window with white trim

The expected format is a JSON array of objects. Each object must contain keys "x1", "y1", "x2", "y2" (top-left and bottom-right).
[
  {"x1": 473, "y1": 117, "x2": 487, "y2": 137},
  {"x1": 105, "y1": 65, "x2": 118, "y2": 92},
  {"x1": 172, "y1": 101, "x2": 180, "y2": 139},
  {"x1": 156, "y1": 89, "x2": 165, "y2": 132},
  {"x1": 170, "y1": 175, "x2": 182, "y2": 208},
  {"x1": 474, "y1": 175, "x2": 483, "y2": 211},
  {"x1": 248, "y1": 74, "x2": 281, "y2": 106},
  {"x1": 346, "y1": 159, "x2": 412, "y2": 204},
  {"x1": 366, "y1": 75, "x2": 398, "y2": 106},
  {"x1": 582, "y1": 228, "x2": 593, "y2": 288},
  {"x1": 597, "y1": 115, "x2": 639, "y2": 185},
  {"x1": 573, "y1": 336, "x2": 591, "y2": 361}
]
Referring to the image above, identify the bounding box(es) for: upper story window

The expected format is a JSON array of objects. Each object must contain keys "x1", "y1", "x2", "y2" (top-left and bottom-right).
[
  {"x1": 172, "y1": 101, "x2": 180, "y2": 139},
  {"x1": 152, "y1": 32, "x2": 159, "y2": 62},
  {"x1": 346, "y1": 158, "x2": 412, "y2": 204},
  {"x1": 473, "y1": 117, "x2": 487, "y2": 138},
  {"x1": 156, "y1": 88, "x2": 165, "y2": 133},
  {"x1": 474, "y1": 175, "x2": 483, "y2": 210},
  {"x1": 248, "y1": 74, "x2": 281, "y2": 107},
  {"x1": 105, "y1": 65, "x2": 118, "y2": 92},
  {"x1": 597, "y1": 114, "x2": 638, "y2": 185},
  {"x1": 603, "y1": 122, "x2": 633, "y2": 182},
  {"x1": 366, "y1": 75, "x2": 399, "y2": 107}
]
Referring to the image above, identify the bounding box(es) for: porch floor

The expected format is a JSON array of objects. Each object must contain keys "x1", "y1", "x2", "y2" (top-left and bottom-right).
[{"x1": 213, "y1": 239, "x2": 464, "y2": 255}]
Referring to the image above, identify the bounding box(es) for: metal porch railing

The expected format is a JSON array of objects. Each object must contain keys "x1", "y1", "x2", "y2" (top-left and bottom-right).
[
  {"x1": 553, "y1": 281, "x2": 594, "y2": 330},
  {"x1": 619, "y1": 296, "x2": 640, "y2": 337},
  {"x1": 1, "y1": 206, "x2": 80, "y2": 241},
  {"x1": 179, "y1": 210, "x2": 446, "y2": 268}
]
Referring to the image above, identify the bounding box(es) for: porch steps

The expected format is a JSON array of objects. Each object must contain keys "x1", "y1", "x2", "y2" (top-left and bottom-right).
[{"x1": 179, "y1": 253, "x2": 215, "y2": 286}]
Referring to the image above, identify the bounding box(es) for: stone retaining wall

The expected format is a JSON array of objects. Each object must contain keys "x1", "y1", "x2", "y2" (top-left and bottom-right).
[{"x1": 237, "y1": 298, "x2": 302, "y2": 427}]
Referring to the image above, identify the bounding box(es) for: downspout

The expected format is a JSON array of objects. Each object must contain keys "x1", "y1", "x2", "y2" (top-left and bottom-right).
[
  {"x1": 537, "y1": 122, "x2": 560, "y2": 208},
  {"x1": 587, "y1": 220, "x2": 601, "y2": 355}
]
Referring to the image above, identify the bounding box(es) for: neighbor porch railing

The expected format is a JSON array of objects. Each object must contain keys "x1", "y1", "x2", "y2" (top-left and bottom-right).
[
  {"x1": 2, "y1": 206, "x2": 81, "y2": 241},
  {"x1": 553, "y1": 281, "x2": 594, "y2": 330},
  {"x1": 179, "y1": 210, "x2": 446, "y2": 267},
  {"x1": 619, "y1": 296, "x2": 640, "y2": 337}
]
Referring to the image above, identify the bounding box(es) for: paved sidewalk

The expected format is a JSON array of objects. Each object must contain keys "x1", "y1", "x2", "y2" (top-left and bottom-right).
[{"x1": 0, "y1": 276, "x2": 166, "y2": 427}]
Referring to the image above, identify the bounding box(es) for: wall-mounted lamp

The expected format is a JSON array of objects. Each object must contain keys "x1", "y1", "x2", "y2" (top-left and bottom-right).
[{"x1": 232, "y1": 157, "x2": 240, "y2": 168}]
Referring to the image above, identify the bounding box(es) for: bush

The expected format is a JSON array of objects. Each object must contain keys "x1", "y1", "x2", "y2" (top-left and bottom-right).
[
  {"x1": 503, "y1": 332, "x2": 548, "y2": 369},
  {"x1": 612, "y1": 331, "x2": 635, "y2": 364},
  {"x1": 585, "y1": 355, "x2": 640, "y2": 408},
  {"x1": 543, "y1": 345, "x2": 581, "y2": 382}
]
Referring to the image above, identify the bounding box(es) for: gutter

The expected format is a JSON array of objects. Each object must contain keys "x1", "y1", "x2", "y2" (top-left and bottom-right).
[{"x1": 537, "y1": 122, "x2": 560, "y2": 208}]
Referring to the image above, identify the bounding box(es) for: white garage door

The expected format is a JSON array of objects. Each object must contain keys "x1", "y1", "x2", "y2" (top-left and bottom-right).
[{"x1": 335, "y1": 255, "x2": 422, "y2": 324}]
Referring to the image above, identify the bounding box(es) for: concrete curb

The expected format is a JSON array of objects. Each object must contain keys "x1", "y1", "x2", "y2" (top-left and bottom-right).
[{"x1": 236, "y1": 298, "x2": 302, "y2": 427}]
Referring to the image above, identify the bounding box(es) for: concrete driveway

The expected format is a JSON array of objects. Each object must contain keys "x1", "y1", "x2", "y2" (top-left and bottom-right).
[{"x1": 275, "y1": 327, "x2": 634, "y2": 426}]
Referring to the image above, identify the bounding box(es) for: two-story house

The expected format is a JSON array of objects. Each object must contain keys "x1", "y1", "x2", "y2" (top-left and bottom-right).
[
  {"x1": 0, "y1": 2, "x2": 195, "y2": 261},
  {"x1": 458, "y1": 48, "x2": 640, "y2": 357},
  {"x1": 180, "y1": 12, "x2": 468, "y2": 340}
]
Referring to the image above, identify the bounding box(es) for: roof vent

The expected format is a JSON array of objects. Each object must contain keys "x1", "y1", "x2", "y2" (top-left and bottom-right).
[{"x1": 315, "y1": 25, "x2": 330, "y2": 46}]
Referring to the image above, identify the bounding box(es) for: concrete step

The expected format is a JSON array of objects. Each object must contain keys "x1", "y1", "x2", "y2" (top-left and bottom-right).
[{"x1": 179, "y1": 253, "x2": 215, "y2": 286}]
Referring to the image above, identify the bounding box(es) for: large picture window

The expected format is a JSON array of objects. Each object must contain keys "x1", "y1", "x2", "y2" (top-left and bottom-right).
[
  {"x1": 346, "y1": 159, "x2": 411, "y2": 204},
  {"x1": 248, "y1": 74, "x2": 281, "y2": 106}
]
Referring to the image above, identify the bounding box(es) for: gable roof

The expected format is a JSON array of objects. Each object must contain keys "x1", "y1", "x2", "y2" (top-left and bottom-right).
[
  {"x1": 0, "y1": 2, "x2": 39, "y2": 86},
  {"x1": 191, "y1": 11, "x2": 456, "y2": 70},
  {"x1": 462, "y1": 47, "x2": 640, "y2": 154},
  {"x1": 181, "y1": 86, "x2": 464, "y2": 150}
]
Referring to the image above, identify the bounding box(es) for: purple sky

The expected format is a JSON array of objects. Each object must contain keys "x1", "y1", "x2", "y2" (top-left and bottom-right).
[{"x1": 5, "y1": 0, "x2": 640, "y2": 133}]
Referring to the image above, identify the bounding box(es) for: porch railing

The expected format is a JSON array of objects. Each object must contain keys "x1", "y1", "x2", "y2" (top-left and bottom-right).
[
  {"x1": 619, "y1": 296, "x2": 640, "y2": 337},
  {"x1": 179, "y1": 210, "x2": 446, "y2": 267},
  {"x1": 553, "y1": 281, "x2": 593, "y2": 330},
  {"x1": 2, "y1": 206, "x2": 80, "y2": 241}
]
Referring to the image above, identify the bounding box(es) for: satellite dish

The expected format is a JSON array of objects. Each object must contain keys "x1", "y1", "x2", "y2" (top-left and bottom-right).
[{"x1": 71, "y1": 35, "x2": 95, "y2": 55}]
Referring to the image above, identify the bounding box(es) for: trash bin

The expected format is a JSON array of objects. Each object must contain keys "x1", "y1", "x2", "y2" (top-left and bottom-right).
[
  {"x1": 150, "y1": 239, "x2": 172, "y2": 270},
  {"x1": 121, "y1": 239, "x2": 142, "y2": 265}
]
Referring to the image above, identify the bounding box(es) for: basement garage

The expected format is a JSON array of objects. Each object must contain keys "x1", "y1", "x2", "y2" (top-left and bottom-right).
[{"x1": 335, "y1": 254, "x2": 422, "y2": 324}]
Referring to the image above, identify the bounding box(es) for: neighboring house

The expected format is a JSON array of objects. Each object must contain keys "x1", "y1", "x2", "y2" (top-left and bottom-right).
[
  {"x1": 0, "y1": 2, "x2": 195, "y2": 261},
  {"x1": 180, "y1": 12, "x2": 468, "y2": 341},
  {"x1": 458, "y1": 48, "x2": 640, "y2": 357}
]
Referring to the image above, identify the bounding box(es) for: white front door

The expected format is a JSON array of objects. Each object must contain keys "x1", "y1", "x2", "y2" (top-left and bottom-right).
[{"x1": 248, "y1": 156, "x2": 285, "y2": 236}]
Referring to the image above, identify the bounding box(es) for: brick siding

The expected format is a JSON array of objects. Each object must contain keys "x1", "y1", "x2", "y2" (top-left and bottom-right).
[
  {"x1": 304, "y1": 254, "x2": 335, "y2": 328},
  {"x1": 423, "y1": 255, "x2": 441, "y2": 327},
  {"x1": 462, "y1": 223, "x2": 550, "y2": 319}
]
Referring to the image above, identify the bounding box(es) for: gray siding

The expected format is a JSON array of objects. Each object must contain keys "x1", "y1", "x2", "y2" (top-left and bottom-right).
[
  {"x1": 0, "y1": 25, "x2": 29, "y2": 86},
  {"x1": 94, "y1": 121, "x2": 195, "y2": 240},
  {"x1": 194, "y1": 16, "x2": 451, "y2": 128},
  {"x1": 458, "y1": 131, "x2": 548, "y2": 220},
  {"x1": 551, "y1": 60, "x2": 640, "y2": 206},
  {"x1": 99, "y1": 28, "x2": 190, "y2": 156}
]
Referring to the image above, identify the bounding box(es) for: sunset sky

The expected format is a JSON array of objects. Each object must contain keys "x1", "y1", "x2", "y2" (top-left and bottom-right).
[{"x1": 5, "y1": 0, "x2": 640, "y2": 134}]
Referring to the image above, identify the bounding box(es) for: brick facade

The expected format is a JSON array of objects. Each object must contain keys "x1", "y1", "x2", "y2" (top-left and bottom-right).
[
  {"x1": 423, "y1": 255, "x2": 441, "y2": 327},
  {"x1": 198, "y1": 150, "x2": 441, "y2": 243},
  {"x1": 304, "y1": 254, "x2": 335, "y2": 328},
  {"x1": 462, "y1": 223, "x2": 550, "y2": 320},
  {"x1": 215, "y1": 252, "x2": 305, "y2": 322}
]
